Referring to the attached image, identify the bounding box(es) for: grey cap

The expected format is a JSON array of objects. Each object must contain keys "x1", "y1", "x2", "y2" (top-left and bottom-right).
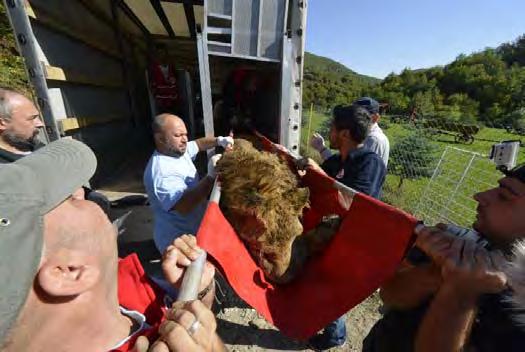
[{"x1": 0, "y1": 139, "x2": 96, "y2": 343}]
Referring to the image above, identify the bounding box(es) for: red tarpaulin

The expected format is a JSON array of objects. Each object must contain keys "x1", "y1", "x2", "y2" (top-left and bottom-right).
[{"x1": 197, "y1": 136, "x2": 417, "y2": 340}]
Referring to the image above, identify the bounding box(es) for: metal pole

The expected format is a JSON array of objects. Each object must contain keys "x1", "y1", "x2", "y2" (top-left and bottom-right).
[
  {"x1": 306, "y1": 102, "x2": 313, "y2": 154},
  {"x1": 440, "y1": 153, "x2": 476, "y2": 222},
  {"x1": 414, "y1": 147, "x2": 449, "y2": 219},
  {"x1": 176, "y1": 251, "x2": 207, "y2": 302},
  {"x1": 4, "y1": 0, "x2": 60, "y2": 141}
]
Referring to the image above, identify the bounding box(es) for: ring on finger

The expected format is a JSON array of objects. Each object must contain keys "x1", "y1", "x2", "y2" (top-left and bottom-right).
[{"x1": 188, "y1": 318, "x2": 201, "y2": 336}]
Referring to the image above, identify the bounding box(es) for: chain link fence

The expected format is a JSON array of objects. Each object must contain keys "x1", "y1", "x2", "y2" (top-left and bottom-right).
[{"x1": 300, "y1": 106, "x2": 524, "y2": 227}]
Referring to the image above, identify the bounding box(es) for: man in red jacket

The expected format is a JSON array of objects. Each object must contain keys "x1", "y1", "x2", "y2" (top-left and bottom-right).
[
  {"x1": 0, "y1": 139, "x2": 225, "y2": 351},
  {"x1": 149, "y1": 45, "x2": 178, "y2": 114}
]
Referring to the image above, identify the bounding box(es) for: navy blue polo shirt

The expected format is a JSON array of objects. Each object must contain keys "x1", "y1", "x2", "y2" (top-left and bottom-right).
[{"x1": 321, "y1": 148, "x2": 386, "y2": 199}]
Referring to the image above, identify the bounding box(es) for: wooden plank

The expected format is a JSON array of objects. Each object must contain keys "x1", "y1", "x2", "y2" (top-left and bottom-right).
[
  {"x1": 76, "y1": 0, "x2": 149, "y2": 50},
  {"x1": 44, "y1": 65, "x2": 124, "y2": 88},
  {"x1": 124, "y1": 0, "x2": 167, "y2": 36},
  {"x1": 184, "y1": 3, "x2": 197, "y2": 39},
  {"x1": 162, "y1": 0, "x2": 204, "y2": 5},
  {"x1": 116, "y1": 0, "x2": 152, "y2": 37},
  {"x1": 25, "y1": 2, "x2": 123, "y2": 60},
  {"x1": 150, "y1": 0, "x2": 176, "y2": 37},
  {"x1": 58, "y1": 115, "x2": 127, "y2": 133}
]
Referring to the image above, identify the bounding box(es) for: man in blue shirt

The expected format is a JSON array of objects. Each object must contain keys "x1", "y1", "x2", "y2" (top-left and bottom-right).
[
  {"x1": 301, "y1": 104, "x2": 386, "y2": 350},
  {"x1": 304, "y1": 104, "x2": 386, "y2": 199},
  {"x1": 144, "y1": 114, "x2": 233, "y2": 252}
]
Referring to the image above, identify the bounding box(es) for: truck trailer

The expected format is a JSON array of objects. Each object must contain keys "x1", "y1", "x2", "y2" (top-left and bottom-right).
[{"x1": 4, "y1": 0, "x2": 307, "y2": 182}]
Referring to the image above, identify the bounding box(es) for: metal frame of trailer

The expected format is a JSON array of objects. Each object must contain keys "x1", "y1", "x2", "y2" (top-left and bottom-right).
[{"x1": 4, "y1": 0, "x2": 308, "y2": 179}]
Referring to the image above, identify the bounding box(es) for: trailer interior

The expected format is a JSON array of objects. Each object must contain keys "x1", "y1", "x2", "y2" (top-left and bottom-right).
[{"x1": 5, "y1": 0, "x2": 306, "y2": 186}]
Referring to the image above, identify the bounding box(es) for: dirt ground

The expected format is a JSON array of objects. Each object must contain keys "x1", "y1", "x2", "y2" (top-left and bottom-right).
[{"x1": 97, "y1": 155, "x2": 383, "y2": 352}]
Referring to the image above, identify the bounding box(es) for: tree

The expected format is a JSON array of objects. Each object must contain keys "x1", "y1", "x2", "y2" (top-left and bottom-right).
[{"x1": 388, "y1": 133, "x2": 438, "y2": 188}]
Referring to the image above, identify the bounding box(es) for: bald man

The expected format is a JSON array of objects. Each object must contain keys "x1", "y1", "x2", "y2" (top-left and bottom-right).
[{"x1": 144, "y1": 114, "x2": 234, "y2": 252}]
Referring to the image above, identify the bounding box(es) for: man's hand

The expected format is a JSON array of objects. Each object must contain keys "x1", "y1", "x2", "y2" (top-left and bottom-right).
[
  {"x1": 439, "y1": 238, "x2": 507, "y2": 301},
  {"x1": 296, "y1": 157, "x2": 325, "y2": 174},
  {"x1": 310, "y1": 133, "x2": 325, "y2": 152},
  {"x1": 132, "y1": 301, "x2": 225, "y2": 352},
  {"x1": 310, "y1": 133, "x2": 332, "y2": 160},
  {"x1": 207, "y1": 154, "x2": 222, "y2": 178},
  {"x1": 216, "y1": 136, "x2": 234, "y2": 150},
  {"x1": 414, "y1": 224, "x2": 456, "y2": 266},
  {"x1": 162, "y1": 235, "x2": 216, "y2": 295}
]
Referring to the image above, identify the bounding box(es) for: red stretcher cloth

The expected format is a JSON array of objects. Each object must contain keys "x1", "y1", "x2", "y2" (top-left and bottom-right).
[{"x1": 197, "y1": 136, "x2": 418, "y2": 340}]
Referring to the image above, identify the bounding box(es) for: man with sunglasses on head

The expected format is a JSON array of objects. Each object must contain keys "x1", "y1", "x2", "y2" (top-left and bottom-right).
[{"x1": 363, "y1": 165, "x2": 525, "y2": 351}]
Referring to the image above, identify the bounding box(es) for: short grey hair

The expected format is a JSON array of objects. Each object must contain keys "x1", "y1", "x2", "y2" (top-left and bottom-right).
[
  {"x1": 152, "y1": 114, "x2": 168, "y2": 134},
  {"x1": 0, "y1": 88, "x2": 14, "y2": 121}
]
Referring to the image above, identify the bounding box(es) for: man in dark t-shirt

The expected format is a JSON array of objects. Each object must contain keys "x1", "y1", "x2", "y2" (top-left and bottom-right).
[
  {"x1": 303, "y1": 104, "x2": 386, "y2": 199},
  {"x1": 363, "y1": 166, "x2": 525, "y2": 352},
  {"x1": 300, "y1": 104, "x2": 386, "y2": 350}
]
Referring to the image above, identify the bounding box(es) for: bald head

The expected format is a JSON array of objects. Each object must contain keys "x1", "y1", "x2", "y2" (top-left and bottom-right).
[
  {"x1": 152, "y1": 113, "x2": 185, "y2": 134},
  {"x1": 152, "y1": 114, "x2": 188, "y2": 156}
]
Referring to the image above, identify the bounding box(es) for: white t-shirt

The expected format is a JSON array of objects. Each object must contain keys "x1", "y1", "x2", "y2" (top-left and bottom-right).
[
  {"x1": 143, "y1": 141, "x2": 206, "y2": 252},
  {"x1": 364, "y1": 123, "x2": 390, "y2": 167}
]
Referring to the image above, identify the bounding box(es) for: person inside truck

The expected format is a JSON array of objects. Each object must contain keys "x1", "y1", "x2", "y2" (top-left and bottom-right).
[
  {"x1": 144, "y1": 113, "x2": 233, "y2": 253},
  {"x1": 149, "y1": 44, "x2": 178, "y2": 115},
  {"x1": 215, "y1": 68, "x2": 279, "y2": 140},
  {"x1": 363, "y1": 165, "x2": 525, "y2": 352},
  {"x1": 0, "y1": 139, "x2": 225, "y2": 352},
  {"x1": 0, "y1": 87, "x2": 111, "y2": 214},
  {"x1": 297, "y1": 104, "x2": 386, "y2": 350}
]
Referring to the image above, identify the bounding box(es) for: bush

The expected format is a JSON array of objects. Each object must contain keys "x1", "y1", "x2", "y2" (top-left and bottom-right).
[{"x1": 388, "y1": 132, "x2": 438, "y2": 188}]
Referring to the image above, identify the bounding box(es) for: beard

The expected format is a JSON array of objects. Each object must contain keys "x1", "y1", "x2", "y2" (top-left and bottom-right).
[
  {"x1": 165, "y1": 145, "x2": 185, "y2": 157},
  {"x1": 3, "y1": 129, "x2": 40, "y2": 152}
]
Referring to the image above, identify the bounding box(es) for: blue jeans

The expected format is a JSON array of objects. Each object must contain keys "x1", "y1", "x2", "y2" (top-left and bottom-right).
[{"x1": 324, "y1": 316, "x2": 347, "y2": 345}]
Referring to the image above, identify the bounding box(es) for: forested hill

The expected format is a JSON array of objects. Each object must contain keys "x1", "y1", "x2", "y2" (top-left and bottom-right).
[
  {"x1": 303, "y1": 52, "x2": 380, "y2": 109},
  {"x1": 303, "y1": 35, "x2": 525, "y2": 129}
]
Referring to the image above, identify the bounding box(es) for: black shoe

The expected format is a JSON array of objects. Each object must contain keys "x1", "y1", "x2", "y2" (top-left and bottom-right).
[{"x1": 307, "y1": 333, "x2": 347, "y2": 351}]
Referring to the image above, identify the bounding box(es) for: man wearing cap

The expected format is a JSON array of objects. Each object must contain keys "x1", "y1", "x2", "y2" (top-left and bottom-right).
[
  {"x1": 363, "y1": 166, "x2": 525, "y2": 351},
  {"x1": 300, "y1": 105, "x2": 386, "y2": 349},
  {"x1": 310, "y1": 97, "x2": 390, "y2": 168},
  {"x1": 144, "y1": 114, "x2": 233, "y2": 253},
  {"x1": 0, "y1": 139, "x2": 225, "y2": 351}
]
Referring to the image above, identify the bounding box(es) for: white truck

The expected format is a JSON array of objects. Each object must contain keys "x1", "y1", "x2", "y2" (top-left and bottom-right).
[{"x1": 4, "y1": 0, "x2": 307, "y2": 180}]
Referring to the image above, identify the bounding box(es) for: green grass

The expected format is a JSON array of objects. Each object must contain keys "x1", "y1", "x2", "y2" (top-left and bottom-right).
[{"x1": 298, "y1": 111, "x2": 523, "y2": 225}]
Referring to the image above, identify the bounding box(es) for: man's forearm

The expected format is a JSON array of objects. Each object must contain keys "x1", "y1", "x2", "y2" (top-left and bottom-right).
[
  {"x1": 415, "y1": 285, "x2": 477, "y2": 352},
  {"x1": 195, "y1": 137, "x2": 218, "y2": 151},
  {"x1": 172, "y1": 176, "x2": 215, "y2": 214},
  {"x1": 380, "y1": 263, "x2": 441, "y2": 309}
]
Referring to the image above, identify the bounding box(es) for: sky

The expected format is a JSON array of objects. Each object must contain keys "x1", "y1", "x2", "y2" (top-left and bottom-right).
[{"x1": 306, "y1": 0, "x2": 525, "y2": 79}]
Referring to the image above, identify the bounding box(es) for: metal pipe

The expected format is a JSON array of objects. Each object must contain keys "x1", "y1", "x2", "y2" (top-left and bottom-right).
[
  {"x1": 176, "y1": 250, "x2": 207, "y2": 301},
  {"x1": 209, "y1": 178, "x2": 221, "y2": 204}
]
